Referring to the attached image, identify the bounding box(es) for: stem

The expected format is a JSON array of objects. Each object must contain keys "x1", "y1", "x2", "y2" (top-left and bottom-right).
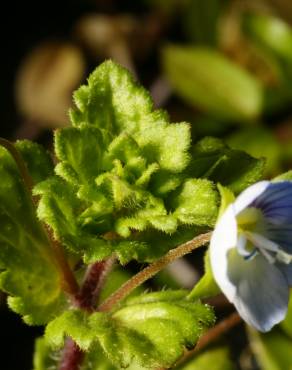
[
  {"x1": 0, "y1": 137, "x2": 79, "y2": 297},
  {"x1": 174, "y1": 312, "x2": 241, "y2": 368},
  {"x1": 98, "y1": 232, "x2": 212, "y2": 312},
  {"x1": 59, "y1": 339, "x2": 84, "y2": 370},
  {"x1": 74, "y1": 257, "x2": 115, "y2": 311},
  {"x1": 45, "y1": 226, "x2": 79, "y2": 297},
  {"x1": 59, "y1": 257, "x2": 115, "y2": 369}
]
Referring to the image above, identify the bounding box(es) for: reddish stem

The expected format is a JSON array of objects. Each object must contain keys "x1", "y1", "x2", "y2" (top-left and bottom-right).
[
  {"x1": 74, "y1": 258, "x2": 115, "y2": 311},
  {"x1": 58, "y1": 258, "x2": 115, "y2": 369},
  {"x1": 59, "y1": 339, "x2": 84, "y2": 370}
]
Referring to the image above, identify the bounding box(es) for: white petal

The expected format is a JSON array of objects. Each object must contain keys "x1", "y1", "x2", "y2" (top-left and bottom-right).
[
  {"x1": 210, "y1": 204, "x2": 238, "y2": 302},
  {"x1": 227, "y1": 250, "x2": 289, "y2": 332},
  {"x1": 233, "y1": 181, "x2": 270, "y2": 215}
]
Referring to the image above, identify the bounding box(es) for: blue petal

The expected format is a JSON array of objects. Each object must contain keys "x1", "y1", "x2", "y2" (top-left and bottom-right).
[
  {"x1": 264, "y1": 224, "x2": 292, "y2": 254},
  {"x1": 253, "y1": 182, "x2": 292, "y2": 224},
  {"x1": 227, "y1": 249, "x2": 289, "y2": 332}
]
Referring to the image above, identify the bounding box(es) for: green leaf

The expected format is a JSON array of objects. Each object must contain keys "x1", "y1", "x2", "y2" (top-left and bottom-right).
[
  {"x1": 243, "y1": 13, "x2": 292, "y2": 89},
  {"x1": 274, "y1": 170, "x2": 292, "y2": 182},
  {"x1": 0, "y1": 147, "x2": 65, "y2": 324},
  {"x1": 54, "y1": 124, "x2": 105, "y2": 185},
  {"x1": 33, "y1": 337, "x2": 117, "y2": 370},
  {"x1": 46, "y1": 291, "x2": 215, "y2": 369},
  {"x1": 188, "y1": 250, "x2": 219, "y2": 300},
  {"x1": 38, "y1": 61, "x2": 231, "y2": 264},
  {"x1": 15, "y1": 140, "x2": 54, "y2": 183},
  {"x1": 171, "y1": 178, "x2": 219, "y2": 227},
  {"x1": 34, "y1": 176, "x2": 113, "y2": 262},
  {"x1": 281, "y1": 296, "x2": 292, "y2": 338},
  {"x1": 70, "y1": 60, "x2": 191, "y2": 172},
  {"x1": 33, "y1": 337, "x2": 60, "y2": 370},
  {"x1": 217, "y1": 184, "x2": 235, "y2": 218},
  {"x1": 46, "y1": 309, "x2": 104, "y2": 350},
  {"x1": 227, "y1": 127, "x2": 282, "y2": 176},
  {"x1": 188, "y1": 184, "x2": 233, "y2": 300},
  {"x1": 178, "y1": 346, "x2": 235, "y2": 370},
  {"x1": 248, "y1": 327, "x2": 292, "y2": 370},
  {"x1": 188, "y1": 137, "x2": 265, "y2": 193},
  {"x1": 162, "y1": 46, "x2": 263, "y2": 122}
]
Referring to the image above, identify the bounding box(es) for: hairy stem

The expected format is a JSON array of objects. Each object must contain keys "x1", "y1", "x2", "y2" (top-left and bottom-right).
[
  {"x1": 98, "y1": 232, "x2": 212, "y2": 312},
  {"x1": 0, "y1": 138, "x2": 79, "y2": 297},
  {"x1": 59, "y1": 339, "x2": 84, "y2": 370},
  {"x1": 59, "y1": 257, "x2": 115, "y2": 369},
  {"x1": 174, "y1": 312, "x2": 241, "y2": 368},
  {"x1": 74, "y1": 257, "x2": 115, "y2": 311}
]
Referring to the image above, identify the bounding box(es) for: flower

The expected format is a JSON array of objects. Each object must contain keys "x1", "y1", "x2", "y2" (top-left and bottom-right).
[{"x1": 210, "y1": 180, "x2": 292, "y2": 332}]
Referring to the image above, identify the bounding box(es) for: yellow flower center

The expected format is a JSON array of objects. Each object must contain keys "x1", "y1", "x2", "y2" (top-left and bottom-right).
[{"x1": 237, "y1": 207, "x2": 264, "y2": 233}]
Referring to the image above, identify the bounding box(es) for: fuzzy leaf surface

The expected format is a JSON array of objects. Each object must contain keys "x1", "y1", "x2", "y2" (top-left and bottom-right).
[
  {"x1": 45, "y1": 290, "x2": 215, "y2": 369},
  {"x1": 36, "y1": 61, "x2": 226, "y2": 264},
  {"x1": 171, "y1": 178, "x2": 219, "y2": 227},
  {"x1": 0, "y1": 145, "x2": 65, "y2": 324}
]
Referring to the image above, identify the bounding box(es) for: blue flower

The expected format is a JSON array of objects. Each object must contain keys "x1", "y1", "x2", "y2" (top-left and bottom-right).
[{"x1": 210, "y1": 180, "x2": 292, "y2": 332}]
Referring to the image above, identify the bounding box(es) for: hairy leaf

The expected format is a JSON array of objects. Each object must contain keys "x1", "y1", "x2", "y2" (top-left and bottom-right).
[
  {"x1": 0, "y1": 146, "x2": 65, "y2": 324},
  {"x1": 33, "y1": 337, "x2": 117, "y2": 370},
  {"x1": 171, "y1": 178, "x2": 219, "y2": 227},
  {"x1": 70, "y1": 60, "x2": 191, "y2": 172},
  {"x1": 16, "y1": 140, "x2": 54, "y2": 183},
  {"x1": 45, "y1": 291, "x2": 215, "y2": 369},
  {"x1": 36, "y1": 61, "x2": 226, "y2": 264}
]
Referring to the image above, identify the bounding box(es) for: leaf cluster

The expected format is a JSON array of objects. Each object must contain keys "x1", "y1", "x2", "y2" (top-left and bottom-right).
[{"x1": 34, "y1": 61, "x2": 264, "y2": 265}]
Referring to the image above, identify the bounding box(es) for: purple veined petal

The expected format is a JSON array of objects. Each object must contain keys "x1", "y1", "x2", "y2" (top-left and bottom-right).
[
  {"x1": 227, "y1": 250, "x2": 289, "y2": 332},
  {"x1": 210, "y1": 204, "x2": 238, "y2": 302},
  {"x1": 264, "y1": 224, "x2": 292, "y2": 254},
  {"x1": 233, "y1": 181, "x2": 269, "y2": 215},
  {"x1": 253, "y1": 181, "x2": 292, "y2": 224}
]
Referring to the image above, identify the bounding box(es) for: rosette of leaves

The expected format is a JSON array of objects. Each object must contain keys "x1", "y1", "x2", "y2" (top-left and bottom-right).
[
  {"x1": 34, "y1": 61, "x2": 264, "y2": 264},
  {"x1": 34, "y1": 61, "x2": 210, "y2": 263}
]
